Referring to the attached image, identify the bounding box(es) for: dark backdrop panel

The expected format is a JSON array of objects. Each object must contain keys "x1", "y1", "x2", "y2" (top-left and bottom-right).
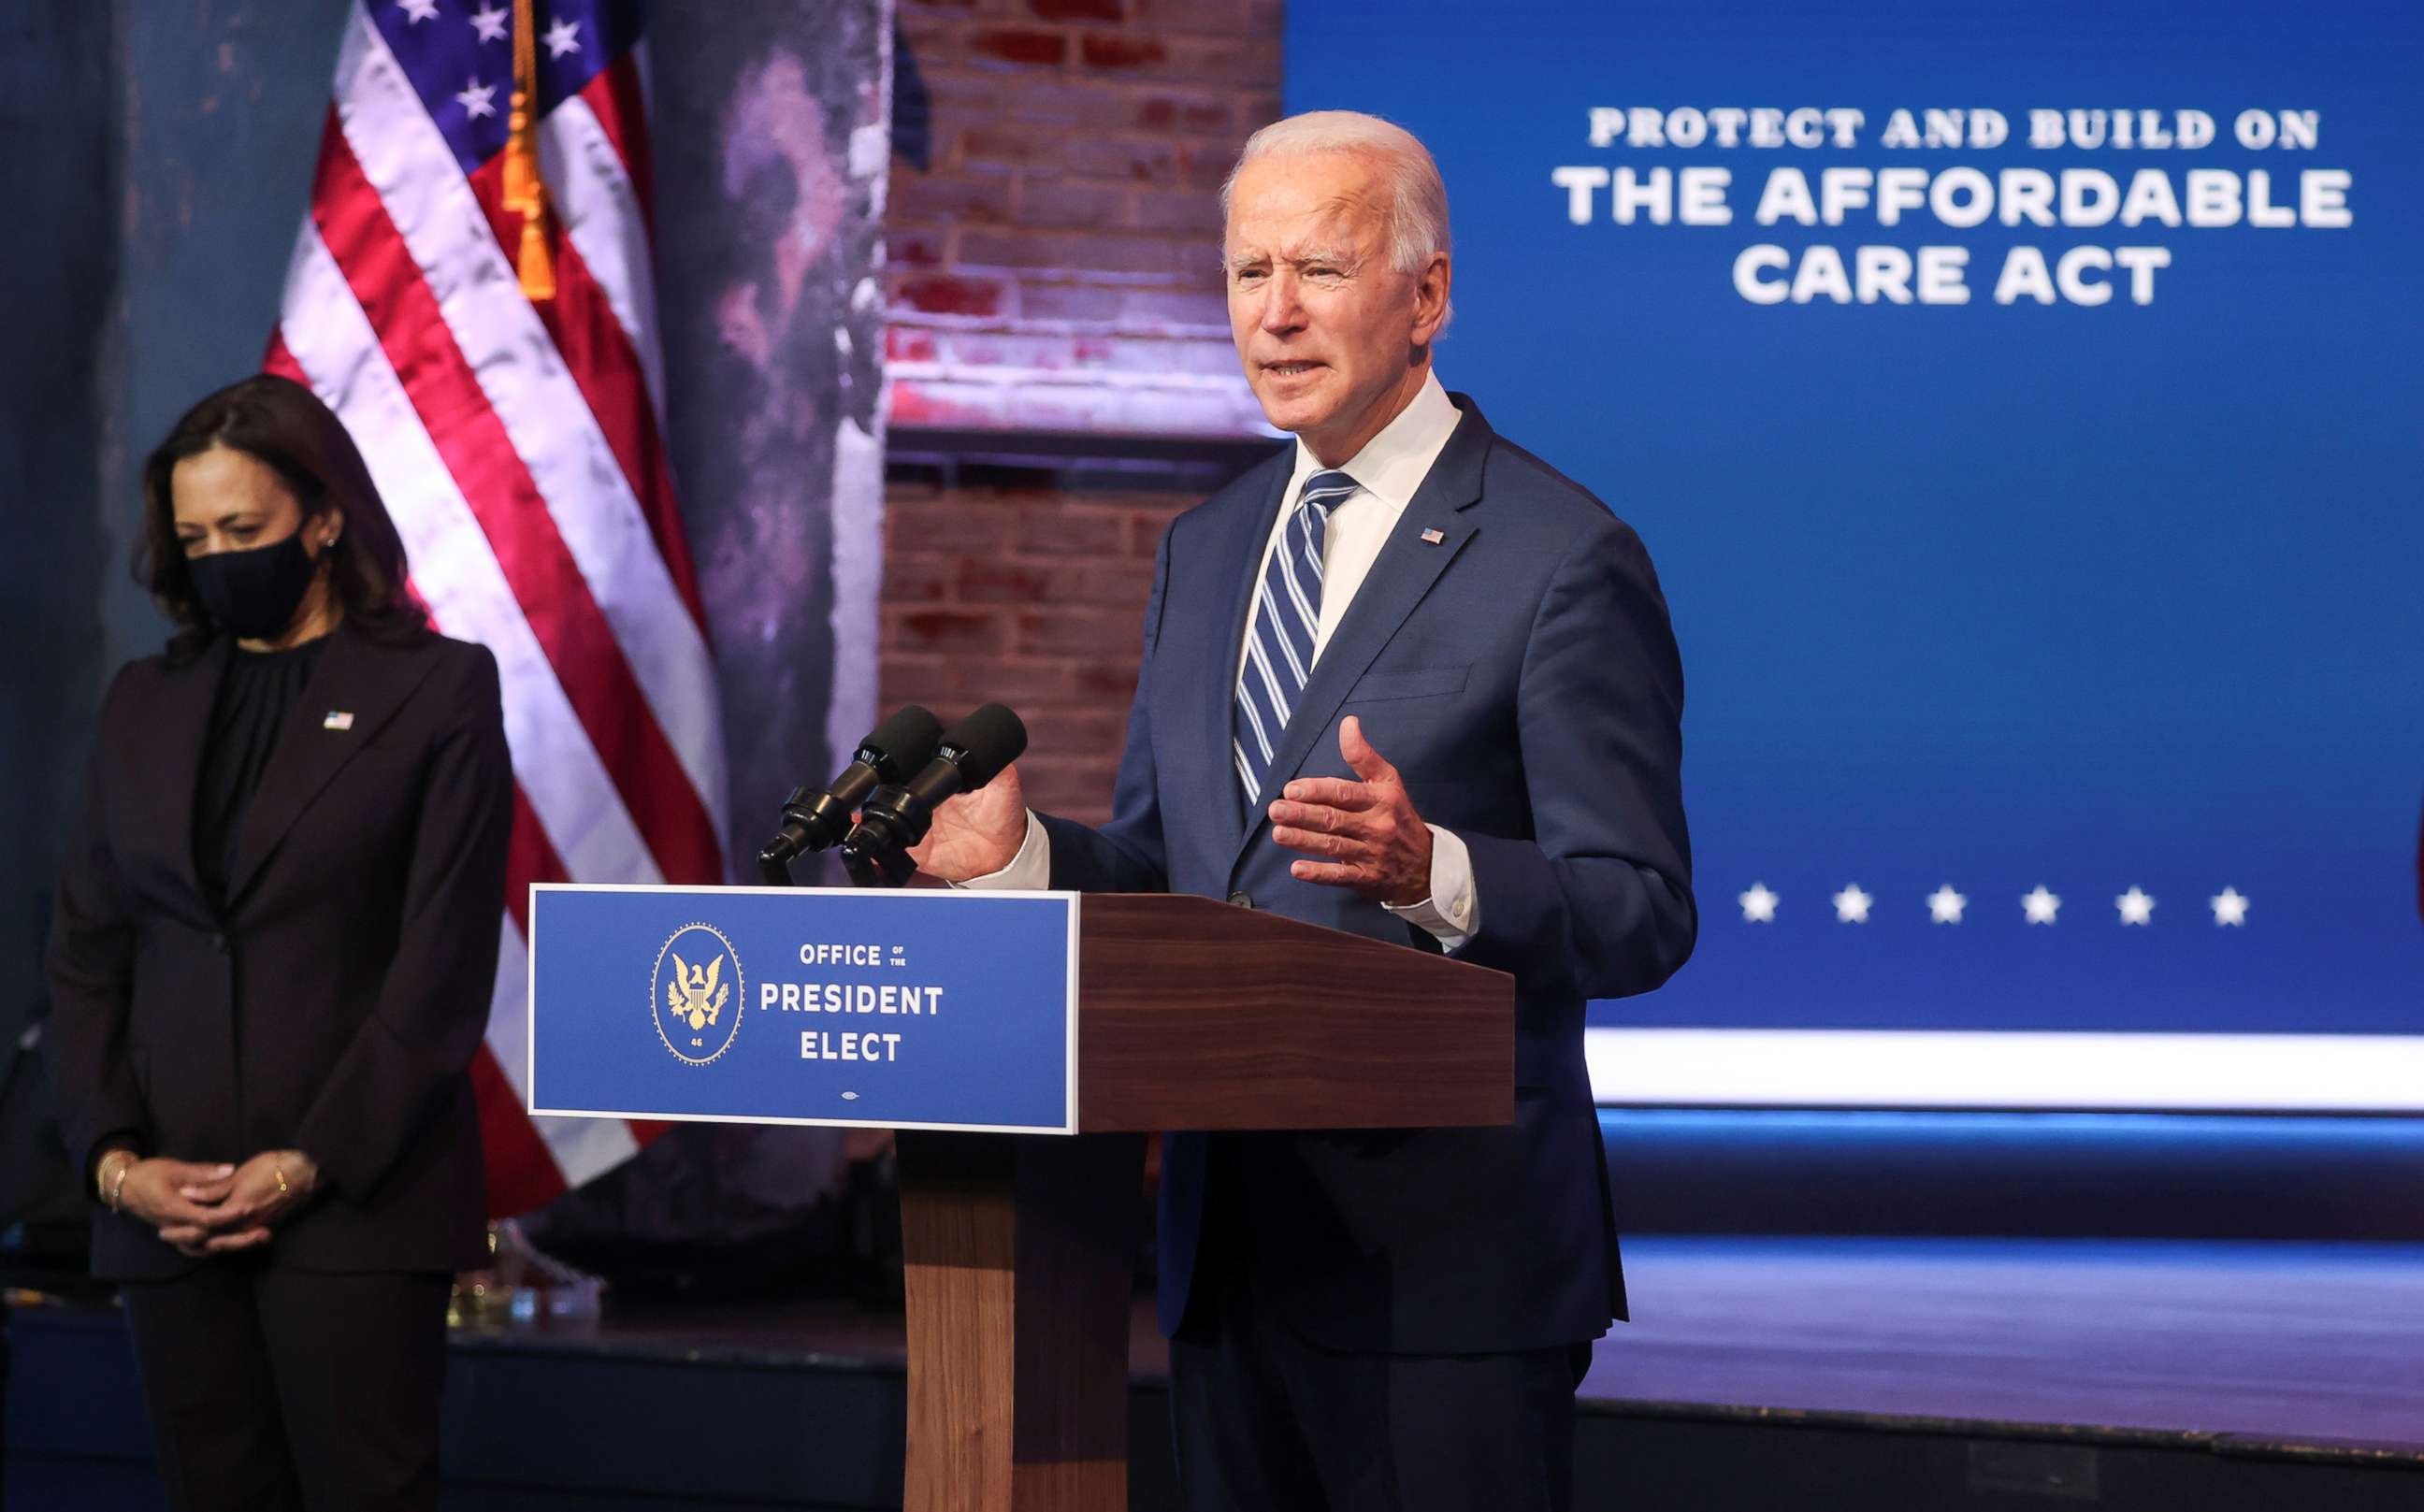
[
  {"x1": 0, "y1": 4, "x2": 112, "y2": 1066},
  {"x1": 653, "y1": 2, "x2": 891, "y2": 876}
]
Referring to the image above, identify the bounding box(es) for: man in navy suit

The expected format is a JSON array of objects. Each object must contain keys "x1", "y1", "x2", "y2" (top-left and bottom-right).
[{"x1": 913, "y1": 110, "x2": 1695, "y2": 1512}]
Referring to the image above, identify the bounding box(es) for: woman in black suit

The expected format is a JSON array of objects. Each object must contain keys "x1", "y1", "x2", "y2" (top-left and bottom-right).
[{"x1": 47, "y1": 374, "x2": 512, "y2": 1512}]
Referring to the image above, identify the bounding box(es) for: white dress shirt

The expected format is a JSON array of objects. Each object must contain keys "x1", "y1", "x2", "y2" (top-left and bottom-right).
[{"x1": 962, "y1": 370, "x2": 1481, "y2": 950}]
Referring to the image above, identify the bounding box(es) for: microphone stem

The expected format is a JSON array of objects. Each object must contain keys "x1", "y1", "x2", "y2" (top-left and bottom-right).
[{"x1": 757, "y1": 845, "x2": 796, "y2": 886}]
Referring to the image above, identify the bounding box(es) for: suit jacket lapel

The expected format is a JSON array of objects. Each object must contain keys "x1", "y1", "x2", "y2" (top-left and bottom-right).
[
  {"x1": 146, "y1": 639, "x2": 232, "y2": 916},
  {"x1": 1224, "y1": 400, "x2": 1492, "y2": 876},
  {"x1": 1197, "y1": 454, "x2": 1293, "y2": 843},
  {"x1": 224, "y1": 626, "x2": 436, "y2": 907}
]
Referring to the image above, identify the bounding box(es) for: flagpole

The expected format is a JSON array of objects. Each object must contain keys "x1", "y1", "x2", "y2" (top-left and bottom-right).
[{"x1": 503, "y1": 0, "x2": 556, "y2": 300}]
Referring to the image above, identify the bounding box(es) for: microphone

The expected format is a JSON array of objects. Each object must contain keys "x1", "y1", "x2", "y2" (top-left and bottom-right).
[
  {"x1": 756, "y1": 705, "x2": 945, "y2": 883},
  {"x1": 839, "y1": 702, "x2": 1028, "y2": 887}
]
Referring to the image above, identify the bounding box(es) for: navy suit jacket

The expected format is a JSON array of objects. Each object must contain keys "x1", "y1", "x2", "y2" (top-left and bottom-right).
[{"x1": 1039, "y1": 396, "x2": 1695, "y2": 1355}]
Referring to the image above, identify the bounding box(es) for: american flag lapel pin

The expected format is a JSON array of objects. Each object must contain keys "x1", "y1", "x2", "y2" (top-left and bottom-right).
[
  {"x1": 1420, "y1": 527, "x2": 1446, "y2": 545},
  {"x1": 324, "y1": 711, "x2": 355, "y2": 731}
]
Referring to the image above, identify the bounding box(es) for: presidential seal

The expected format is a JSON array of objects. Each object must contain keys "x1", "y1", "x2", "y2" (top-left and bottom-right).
[{"x1": 652, "y1": 923, "x2": 746, "y2": 1066}]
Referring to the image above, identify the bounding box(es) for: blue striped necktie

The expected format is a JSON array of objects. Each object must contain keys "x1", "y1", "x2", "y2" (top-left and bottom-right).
[{"x1": 1234, "y1": 468, "x2": 1358, "y2": 809}]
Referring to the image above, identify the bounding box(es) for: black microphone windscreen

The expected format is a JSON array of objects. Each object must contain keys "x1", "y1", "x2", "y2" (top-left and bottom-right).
[
  {"x1": 941, "y1": 702, "x2": 1028, "y2": 790},
  {"x1": 862, "y1": 704, "x2": 944, "y2": 778}
]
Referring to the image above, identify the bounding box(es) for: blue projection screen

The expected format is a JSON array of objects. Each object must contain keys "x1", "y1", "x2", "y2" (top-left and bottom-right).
[{"x1": 1286, "y1": 0, "x2": 2424, "y2": 1107}]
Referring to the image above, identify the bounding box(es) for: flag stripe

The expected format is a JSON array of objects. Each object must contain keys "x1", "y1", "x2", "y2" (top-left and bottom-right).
[
  {"x1": 296, "y1": 272, "x2": 648, "y2": 930},
  {"x1": 280, "y1": 3, "x2": 717, "y2": 1210},
  {"x1": 275, "y1": 221, "x2": 665, "y2": 888},
  {"x1": 264, "y1": 332, "x2": 309, "y2": 384},
  {"x1": 462, "y1": 154, "x2": 699, "y2": 628},
  {"x1": 471, "y1": 1046, "x2": 569, "y2": 1215},
  {"x1": 542, "y1": 79, "x2": 666, "y2": 411},
  {"x1": 483, "y1": 916, "x2": 642, "y2": 1182},
  {"x1": 287, "y1": 244, "x2": 669, "y2": 1206},
  {"x1": 309, "y1": 123, "x2": 717, "y2": 884},
  {"x1": 505, "y1": 785, "x2": 570, "y2": 936},
  {"x1": 335, "y1": 11, "x2": 726, "y2": 835},
  {"x1": 538, "y1": 1105, "x2": 642, "y2": 1185},
  {"x1": 572, "y1": 50, "x2": 656, "y2": 238}
]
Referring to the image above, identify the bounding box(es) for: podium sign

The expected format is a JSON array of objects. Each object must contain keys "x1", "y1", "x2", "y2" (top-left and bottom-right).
[{"x1": 527, "y1": 884, "x2": 1080, "y2": 1134}]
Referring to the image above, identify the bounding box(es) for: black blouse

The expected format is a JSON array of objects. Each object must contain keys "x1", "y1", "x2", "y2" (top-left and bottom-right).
[{"x1": 194, "y1": 637, "x2": 328, "y2": 913}]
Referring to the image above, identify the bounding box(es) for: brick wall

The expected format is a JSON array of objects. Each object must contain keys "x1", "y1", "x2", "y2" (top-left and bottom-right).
[
  {"x1": 880, "y1": 482, "x2": 1192, "y2": 821},
  {"x1": 884, "y1": 0, "x2": 1280, "y2": 437},
  {"x1": 880, "y1": 0, "x2": 1286, "y2": 824}
]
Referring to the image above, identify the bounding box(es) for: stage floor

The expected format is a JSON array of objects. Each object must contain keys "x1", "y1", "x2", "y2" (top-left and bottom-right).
[
  {"x1": 12, "y1": 1236, "x2": 2423, "y2": 1508},
  {"x1": 440, "y1": 1236, "x2": 2424, "y2": 1449},
  {"x1": 1591, "y1": 1237, "x2": 2424, "y2": 1447}
]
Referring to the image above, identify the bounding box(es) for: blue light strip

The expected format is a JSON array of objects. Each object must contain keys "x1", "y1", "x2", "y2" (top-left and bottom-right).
[
  {"x1": 1592, "y1": 1106, "x2": 2424, "y2": 1239},
  {"x1": 1585, "y1": 1029, "x2": 2424, "y2": 1113},
  {"x1": 1598, "y1": 1106, "x2": 2424, "y2": 1141}
]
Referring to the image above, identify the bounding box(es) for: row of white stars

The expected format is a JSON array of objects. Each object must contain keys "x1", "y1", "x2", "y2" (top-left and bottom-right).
[
  {"x1": 1737, "y1": 883, "x2": 2250, "y2": 927},
  {"x1": 400, "y1": 0, "x2": 582, "y2": 58},
  {"x1": 397, "y1": 2, "x2": 584, "y2": 122}
]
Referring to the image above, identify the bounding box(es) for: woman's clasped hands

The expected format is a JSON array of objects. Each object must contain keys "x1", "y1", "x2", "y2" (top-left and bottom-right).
[{"x1": 109, "y1": 1149, "x2": 323, "y2": 1258}]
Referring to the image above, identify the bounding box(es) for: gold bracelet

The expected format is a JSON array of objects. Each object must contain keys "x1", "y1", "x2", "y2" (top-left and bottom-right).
[
  {"x1": 105, "y1": 1155, "x2": 133, "y2": 1214},
  {"x1": 274, "y1": 1158, "x2": 291, "y2": 1198}
]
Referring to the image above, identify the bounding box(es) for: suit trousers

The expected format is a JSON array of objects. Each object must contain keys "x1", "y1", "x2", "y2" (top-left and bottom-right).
[
  {"x1": 120, "y1": 1260, "x2": 450, "y2": 1512},
  {"x1": 1168, "y1": 1254, "x2": 1592, "y2": 1512}
]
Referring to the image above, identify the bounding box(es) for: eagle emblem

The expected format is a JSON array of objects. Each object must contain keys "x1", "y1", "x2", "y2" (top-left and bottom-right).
[
  {"x1": 666, "y1": 951, "x2": 729, "y2": 1031},
  {"x1": 652, "y1": 922, "x2": 746, "y2": 1066}
]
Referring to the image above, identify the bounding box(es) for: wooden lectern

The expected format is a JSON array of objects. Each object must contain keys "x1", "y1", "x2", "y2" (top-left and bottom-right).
[{"x1": 895, "y1": 893, "x2": 1515, "y2": 1512}]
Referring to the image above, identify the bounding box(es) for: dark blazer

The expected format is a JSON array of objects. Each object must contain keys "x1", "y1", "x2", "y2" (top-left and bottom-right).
[
  {"x1": 46, "y1": 623, "x2": 512, "y2": 1281},
  {"x1": 1040, "y1": 396, "x2": 1695, "y2": 1355}
]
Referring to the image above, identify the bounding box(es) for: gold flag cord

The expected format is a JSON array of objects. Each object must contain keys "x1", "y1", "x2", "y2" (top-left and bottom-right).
[{"x1": 502, "y1": 0, "x2": 556, "y2": 299}]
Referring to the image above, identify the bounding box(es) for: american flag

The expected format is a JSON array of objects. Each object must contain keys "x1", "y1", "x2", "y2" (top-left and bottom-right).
[{"x1": 266, "y1": 0, "x2": 723, "y2": 1214}]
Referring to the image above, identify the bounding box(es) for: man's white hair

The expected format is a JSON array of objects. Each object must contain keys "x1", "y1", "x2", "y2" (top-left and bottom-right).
[{"x1": 1221, "y1": 110, "x2": 1451, "y2": 274}]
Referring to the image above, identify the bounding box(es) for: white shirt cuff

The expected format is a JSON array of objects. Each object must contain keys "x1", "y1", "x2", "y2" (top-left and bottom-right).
[
  {"x1": 951, "y1": 810, "x2": 1052, "y2": 891},
  {"x1": 1381, "y1": 824, "x2": 1479, "y2": 951}
]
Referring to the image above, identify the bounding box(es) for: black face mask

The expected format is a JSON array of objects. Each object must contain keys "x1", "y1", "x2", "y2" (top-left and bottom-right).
[{"x1": 188, "y1": 531, "x2": 324, "y2": 641}]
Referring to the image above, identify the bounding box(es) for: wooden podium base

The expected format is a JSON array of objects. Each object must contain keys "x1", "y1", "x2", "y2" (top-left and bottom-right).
[
  {"x1": 897, "y1": 1130, "x2": 1147, "y2": 1512},
  {"x1": 881, "y1": 896, "x2": 1513, "y2": 1509}
]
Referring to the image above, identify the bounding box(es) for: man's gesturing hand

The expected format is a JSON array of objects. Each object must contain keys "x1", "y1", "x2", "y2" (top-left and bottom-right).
[
  {"x1": 905, "y1": 761, "x2": 1027, "y2": 883},
  {"x1": 1268, "y1": 716, "x2": 1434, "y2": 906}
]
